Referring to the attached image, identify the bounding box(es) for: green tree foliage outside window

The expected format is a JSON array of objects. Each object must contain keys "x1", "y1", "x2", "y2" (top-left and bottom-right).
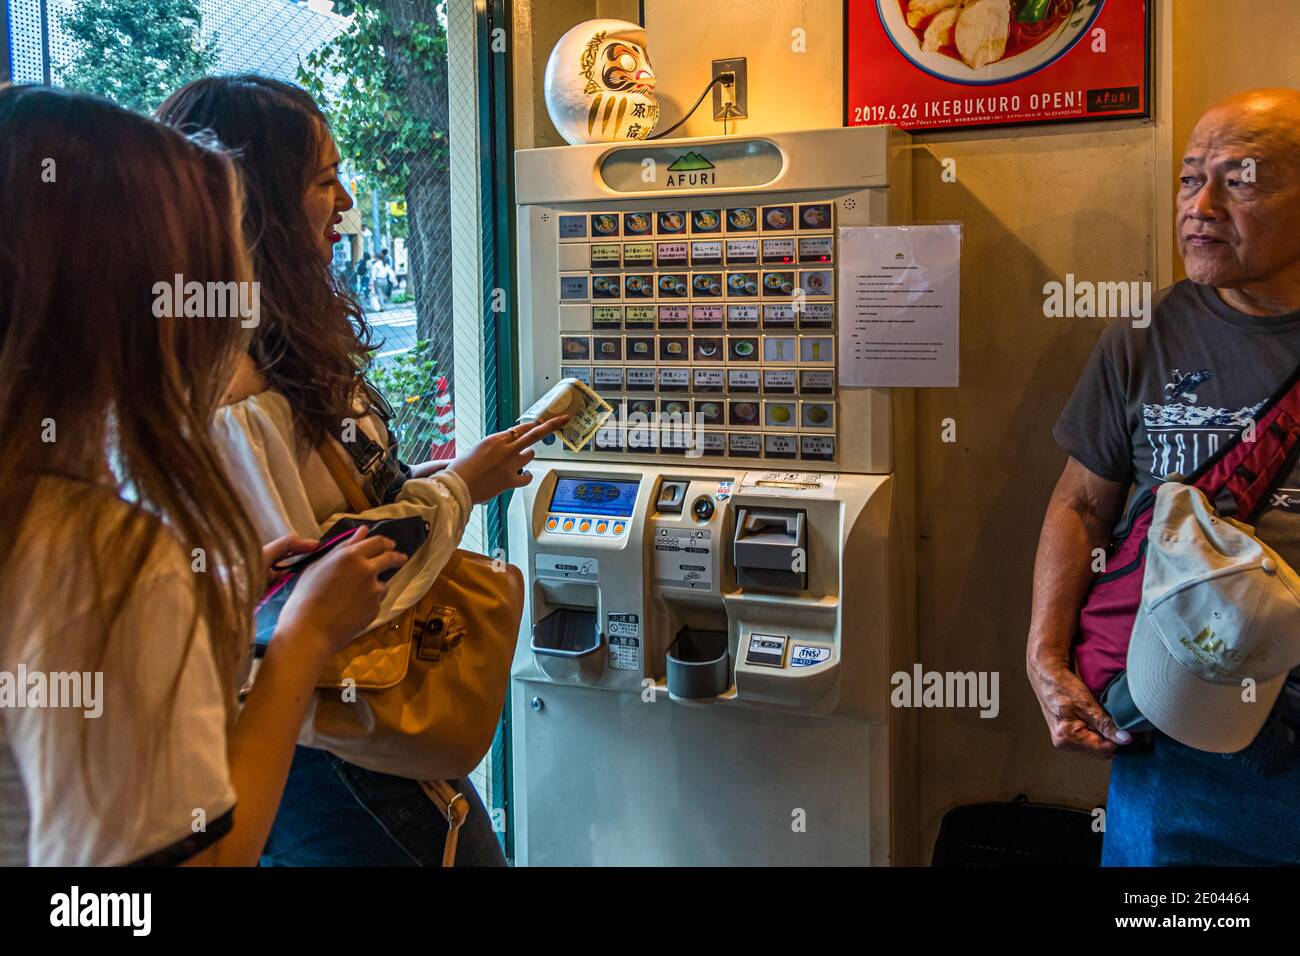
[
  {"x1": 60, "y1": 0, "x2": 217, "y2": 114},
  {"x1": 367, "y1": 339, "x2": 454, "y2": 462}
]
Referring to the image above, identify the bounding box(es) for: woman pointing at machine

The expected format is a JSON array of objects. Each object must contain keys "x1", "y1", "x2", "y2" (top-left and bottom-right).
[{"x1": 158, "y1": 75, "x2": 564, "y2": 867}]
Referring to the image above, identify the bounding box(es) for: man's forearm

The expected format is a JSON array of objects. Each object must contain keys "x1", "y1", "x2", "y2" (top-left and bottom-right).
[{"x1": 1028, "y1": 498, "x2": 1114, "y2": 665}]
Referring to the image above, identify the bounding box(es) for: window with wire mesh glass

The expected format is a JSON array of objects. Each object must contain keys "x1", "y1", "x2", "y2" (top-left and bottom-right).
[
  {"x1": 13, "y1": 0, "x2": 493, "y2": 806},
  {"x1": 12, "y1": 0, "x2": 459, "y2": 463}
]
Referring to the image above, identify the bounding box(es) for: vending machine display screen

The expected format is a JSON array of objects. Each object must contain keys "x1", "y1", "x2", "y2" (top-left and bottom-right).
[{"x1": 550, "y1": 477, "x2": 640, "y2": 517}]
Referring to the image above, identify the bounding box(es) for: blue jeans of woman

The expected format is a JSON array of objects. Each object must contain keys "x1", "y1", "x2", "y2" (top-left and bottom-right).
[{"x1": 260, "y1": 746, "x2": 506, "y2": 867}]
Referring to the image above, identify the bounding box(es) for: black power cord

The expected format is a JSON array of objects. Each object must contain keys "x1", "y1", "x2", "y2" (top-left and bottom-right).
[{"x1": 647, "y1": 75, "x2": 730, "y2": 140}]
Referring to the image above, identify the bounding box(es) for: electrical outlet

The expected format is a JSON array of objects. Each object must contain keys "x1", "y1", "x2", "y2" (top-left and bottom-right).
[{"x1": 711, "y1": 57, "x2": 748, "y2": 121}]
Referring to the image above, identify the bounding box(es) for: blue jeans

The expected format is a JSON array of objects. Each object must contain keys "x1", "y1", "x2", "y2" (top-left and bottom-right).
[
  {"x1": 260, "y1": 746, "x2": 506, "y2": 867},
  {"x1": 1102, "y1": 692, "x2": 1300, "y2": 866}
]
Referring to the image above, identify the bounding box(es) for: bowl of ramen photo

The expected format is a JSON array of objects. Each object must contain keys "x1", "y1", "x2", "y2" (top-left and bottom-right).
[
  {"x1": 800, "y1": 205, "x2": 830, "y2": 228},
  {"x1": 624, "y1": 213, "x2": 651, "y2": 235},
  {"x1": 659, "y1": 211, "x2": 686, "y2": 233},
  {"x1": 878, "y1": 0, "x2": 1101, "y2": 84},
  {"x1": 592, "y1": 214, "x2": 618, "y2": 235},
  {"x1": 728, "y1": 208, "x2": 756, "y2": 230},
  {"x1": 693, "y1": 209, "x2": 721, "y2": 231},
  {"x1": 764, "y1": 207, "x2": 792, "y2": 229}
]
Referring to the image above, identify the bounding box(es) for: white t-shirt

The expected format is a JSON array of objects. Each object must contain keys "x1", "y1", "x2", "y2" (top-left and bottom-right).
[
  {"x1": 0, "y1": 480, "x2": 238, "y2": 865},
  {"x1": 212, "y1": 389, "x2": 471, "y2": 631}
]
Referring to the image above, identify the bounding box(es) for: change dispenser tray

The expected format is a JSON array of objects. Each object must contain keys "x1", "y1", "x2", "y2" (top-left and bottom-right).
[
  {"x1": 667, "y1": 628, "x2": 730, "y2": 701},
  {"x1": 732, "y1": 507, "x2": 807, "y2": 592},
  {"x1": 531, "y1": 608, "x2": 605, "y2": 683}
]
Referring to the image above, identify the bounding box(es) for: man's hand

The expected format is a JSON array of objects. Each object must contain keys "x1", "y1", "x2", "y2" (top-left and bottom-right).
[
  {"x1": 1026, "y1": 457, "x2": 1129, "y2": 760},
  {"x1": 1027, "y1": 653, "x2": 1131, "y2": 760}
]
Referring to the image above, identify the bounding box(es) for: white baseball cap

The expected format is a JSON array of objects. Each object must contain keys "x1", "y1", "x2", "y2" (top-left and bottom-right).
[{"x1": 1127, "y1": 481, "x2": 1300, "y2": 753}]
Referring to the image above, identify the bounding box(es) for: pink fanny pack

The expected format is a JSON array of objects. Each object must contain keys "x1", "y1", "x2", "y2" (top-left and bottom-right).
[{"x1": 1075, "y1": 375, "x2": 1300, "y2": 699}]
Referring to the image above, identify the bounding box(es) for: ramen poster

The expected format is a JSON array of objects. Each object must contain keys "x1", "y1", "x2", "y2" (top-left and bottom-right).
[{"x1": 845, "y1": 0, "x2": 1150, "y2": 131}]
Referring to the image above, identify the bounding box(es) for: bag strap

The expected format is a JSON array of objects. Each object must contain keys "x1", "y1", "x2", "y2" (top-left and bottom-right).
[
  {"x1": 1195, "y1": 390, "x2": 1300, "y2": 521},
  {"x1": 317, "y1": 437, "x2": 378, "y2": 512},
  {"x1": 419, "y1": 780, "x2": 468, "y2": 868}
]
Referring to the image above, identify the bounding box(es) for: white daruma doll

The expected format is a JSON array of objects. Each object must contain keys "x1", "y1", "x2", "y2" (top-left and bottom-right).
[{"x1": 544, "y1": 19, "x2": 659, "y2": 144}]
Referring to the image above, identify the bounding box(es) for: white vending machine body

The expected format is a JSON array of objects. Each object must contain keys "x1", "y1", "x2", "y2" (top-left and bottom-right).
[{"x1": 508, "y1": 127, "x2": 916, "y2": 865}]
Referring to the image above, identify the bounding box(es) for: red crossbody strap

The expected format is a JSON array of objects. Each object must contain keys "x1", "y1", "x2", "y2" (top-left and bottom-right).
[{"x1": 1196, "y1": 385, "x2": 1300, "y2": 519}]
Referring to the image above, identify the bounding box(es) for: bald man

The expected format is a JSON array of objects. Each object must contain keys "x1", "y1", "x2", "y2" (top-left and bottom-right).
[{"x1": 1027, "y1": 89, "x2": 1300, "y2": 866}]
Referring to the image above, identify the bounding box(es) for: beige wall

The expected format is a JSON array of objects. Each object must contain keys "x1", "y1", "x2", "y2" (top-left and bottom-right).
[
  {"x1": 510, "y1": 0, "x2": 1296, "y2": 860},
  {"x1": 512, "y1": 0, "x2": 641, "y2": 150},
  {"x1": 644, "y1": 0, "x2": 843, "y2": 138}
]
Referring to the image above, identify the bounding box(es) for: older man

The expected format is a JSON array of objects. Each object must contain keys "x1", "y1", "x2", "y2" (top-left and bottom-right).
[{"x1": 1027, "y1": 88, "x2": 1300, "y2": 865}]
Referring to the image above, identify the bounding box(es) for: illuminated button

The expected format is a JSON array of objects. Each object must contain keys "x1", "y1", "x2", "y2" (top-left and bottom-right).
[
  {"x1": 596, "y1": 521, "x2": 608, "y2": 534},
  {"x1": 545, "y1": 517, "x2": 558, "y2": 531},
  {"x1": 563, "y1": 519, "x2": 574, "y2": 531},
  {"x1": 613, "y1": 522, "x2": 625, "y2": 535},
  {"x1": 580, "y1": 519, "x2": 591, "y2": 532}
]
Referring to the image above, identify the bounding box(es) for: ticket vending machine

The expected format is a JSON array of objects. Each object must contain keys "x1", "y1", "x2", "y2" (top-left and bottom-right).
[{"x1": 507, "y1": 127, "x2": 917, "y2": 865}]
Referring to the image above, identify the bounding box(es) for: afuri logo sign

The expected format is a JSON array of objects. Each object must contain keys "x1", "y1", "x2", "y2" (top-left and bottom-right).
[
  {"x1": 598, "y1": 139, "x2": 782, "y2": 193},
  {"x1": 666, "y1": 151, "x2": 716, "y2": 187}
]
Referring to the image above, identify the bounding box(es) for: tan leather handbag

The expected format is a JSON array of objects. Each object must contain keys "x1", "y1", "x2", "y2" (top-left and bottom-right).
[{"x1": 304, "y1": 439, "x2": 524, "y2": 787}]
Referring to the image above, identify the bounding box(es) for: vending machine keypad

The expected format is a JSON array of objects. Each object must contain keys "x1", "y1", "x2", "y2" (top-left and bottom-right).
[{"x1": 555, "y1": 203, "x2": 838, "y2": 463}]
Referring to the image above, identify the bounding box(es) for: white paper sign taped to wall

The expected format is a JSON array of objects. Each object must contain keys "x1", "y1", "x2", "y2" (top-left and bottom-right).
[{"x1": 836, "y1": 224, "x2": 961, "y2": 388}]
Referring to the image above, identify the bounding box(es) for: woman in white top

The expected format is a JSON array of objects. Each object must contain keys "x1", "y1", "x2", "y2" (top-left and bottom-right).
[
  {"x1": 158, "y1": 75, "x2": 563, "y2": 866},
  {"x1": 0, "y1": 86, "x2": 406, "y2": 866}
]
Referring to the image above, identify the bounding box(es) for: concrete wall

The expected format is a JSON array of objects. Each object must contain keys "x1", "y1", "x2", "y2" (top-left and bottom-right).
[{"x1": 510, "y1": 0, "x2": 1298, "y2": 860}]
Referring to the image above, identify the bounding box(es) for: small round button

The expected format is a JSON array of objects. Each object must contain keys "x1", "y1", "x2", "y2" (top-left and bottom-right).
[
  {"x1": 1263, "y1": 557, "x2": 1278, "y2": 573},
  {"x1": 545, "y1": 517, "x2": 558, "y2": 531},
  {"x1": 596, "y1": 521, "x2": 608, "y2": 534},
  {"x1": 563, "y1": 518, "x2": 574, "y2": 531},
  {"x1": 580, "y1": 520, "x2": 591, "y2": 532},
  {"x1": 691, "y1": 496, "x2": 715, "y2": 521},
  {"x1": 613, "y1": 522, "x2": 625, "y2": 534}
]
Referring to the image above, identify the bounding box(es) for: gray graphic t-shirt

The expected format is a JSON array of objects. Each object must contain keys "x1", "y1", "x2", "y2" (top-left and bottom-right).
[{"x1": 1054, "y1": 279, "x2": 1300, "y2": 567}]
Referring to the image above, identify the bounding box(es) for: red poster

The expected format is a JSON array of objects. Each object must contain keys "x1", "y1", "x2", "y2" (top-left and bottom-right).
[{"x1": 845, "y1": 0, "x2": 1150, "y2": 131}]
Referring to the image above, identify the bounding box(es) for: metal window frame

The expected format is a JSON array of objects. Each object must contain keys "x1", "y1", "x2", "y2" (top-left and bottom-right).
[{"x1": 475, "y1": 0, "x2": 519, "y2": 861}]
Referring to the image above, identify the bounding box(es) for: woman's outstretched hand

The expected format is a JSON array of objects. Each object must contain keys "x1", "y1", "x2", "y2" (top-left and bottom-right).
[{"x1": 447, "y1": 416, "x2": 570, "y2": 504}]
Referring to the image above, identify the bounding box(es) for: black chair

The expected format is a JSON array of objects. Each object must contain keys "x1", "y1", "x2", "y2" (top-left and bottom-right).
[{"x1": 931, "y1": 794, "x2": 1103, "y2": 866}]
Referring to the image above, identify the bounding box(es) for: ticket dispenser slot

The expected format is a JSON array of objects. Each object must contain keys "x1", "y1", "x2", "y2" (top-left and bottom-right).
[
  {"x1": 733, "y1": 508, "x2": 807, "y2": 592},
  {"x1": 530, "y1": 587, "x2": 605, "y2": 686},
  {"x1": 531, "y1": 607, "x2": 605, "y2": 683}
]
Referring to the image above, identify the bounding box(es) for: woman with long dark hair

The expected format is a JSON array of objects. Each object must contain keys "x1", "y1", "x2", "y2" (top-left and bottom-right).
[
  {"x1": 158, "y1": 75, "x2": 561, "y2": 866},
  {"x1": 0, "y1": 85, "x2": 404, "y2": 865}
]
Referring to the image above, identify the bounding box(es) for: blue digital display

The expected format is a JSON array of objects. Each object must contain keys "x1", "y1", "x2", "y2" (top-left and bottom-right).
[{"x1": 550, "y1": 477, "x2": 640, "y2": 518}]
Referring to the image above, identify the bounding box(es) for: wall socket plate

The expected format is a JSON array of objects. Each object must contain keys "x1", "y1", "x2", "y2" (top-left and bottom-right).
[{"x1": 711, "y1": 57, "x2": 748, "y2": 120}]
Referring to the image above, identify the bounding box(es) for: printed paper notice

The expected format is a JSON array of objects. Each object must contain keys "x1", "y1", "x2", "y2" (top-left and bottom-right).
[{"x1": 836, "y1": 224, "x2": 960, "y2": 388}]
